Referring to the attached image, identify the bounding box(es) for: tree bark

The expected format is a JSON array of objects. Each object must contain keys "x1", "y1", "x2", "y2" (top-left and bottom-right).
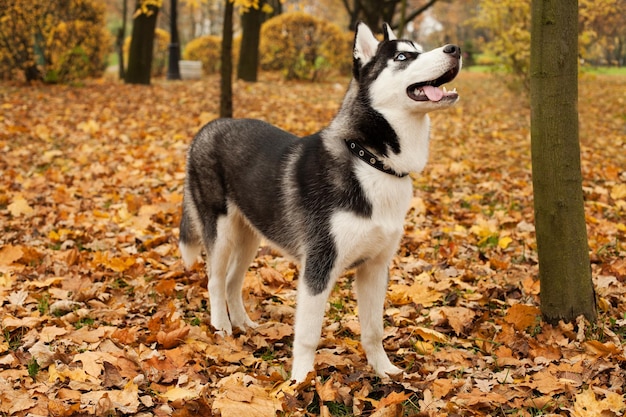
[
  {"x1": 167, "y1": 0, "x2": 181, "y2": 80},
  {"x1": 125, "y1": 2, "x2": 159, "y2": 85},
  {"x1": 237, "y1": 3, "x2": 264, "y2": 82},
  {"x1": 530, "y1": 0, "x2": 596, "y2": 323},
  {"x1": 117, "y1": 0, "x2": 128, "y2": 80},
  {"x1": 220, "y1": 0, "x2": 234, "y2": 118}
]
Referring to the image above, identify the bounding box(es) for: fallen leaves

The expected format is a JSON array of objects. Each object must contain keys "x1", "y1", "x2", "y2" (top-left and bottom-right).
[{"x1": 0, "y1": 71, "x2": 625, "y2": 416}]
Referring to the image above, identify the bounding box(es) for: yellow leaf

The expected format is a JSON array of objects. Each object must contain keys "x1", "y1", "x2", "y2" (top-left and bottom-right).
[
  {"x1": 573, "y1": 388, "x2": 626, "y2": 417},
  {"x1": 413, "y1": 340, "x2": 435, "y2": 355},
  {"x1": 388, "y1": 280, "x2": 442, "y2": 307},
  {"x1": 414, "y1": 326, "x2": 449, "y2": 344},
  {"x1": 107, "y1": 256, "x2": 136, "y2": 273},
  {"x1": 48, "y1": 230, "x2": 61, "y2": 242},
  {"x1": 498, "y1": 236, "x2": 513, "y2": 249},
  {"x1": 159, "y1": 386, "x2": 200, "y2": 402},
  {"x1": 48, "y1": 363, "x2": 89, "y2": 383},
  {"x1": 93, "y1": 209, "x2": 110, "y2": 218},
  {"x1": 77, "y1": 119, "x2": 100, "y2": 134},
  {"x1": 610, "y1": 183, "x2": 626, "y2": 200},
  {"x1": 7, "y1": 195, "x2": 33, "y2": 217}
]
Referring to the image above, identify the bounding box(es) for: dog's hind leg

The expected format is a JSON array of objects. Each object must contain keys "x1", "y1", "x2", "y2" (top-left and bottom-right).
[
  {"x1": 355, "y1": 254, "x2": 403, "y2": 378},
  {"x1": 206, "y1": 213, "x2": 239, "y2": 335},
  {"x1": 225, "y1": 211, "x2": 260, "y2": 331},
  {"x1": 179, "y1": 204, "x2": 203, "y2": 268}
]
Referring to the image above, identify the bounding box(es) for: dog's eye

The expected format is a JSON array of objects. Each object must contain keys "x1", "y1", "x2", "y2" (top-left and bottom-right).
[{"x1": 394, "y1": 53, "x2": 407, "y2": 62}]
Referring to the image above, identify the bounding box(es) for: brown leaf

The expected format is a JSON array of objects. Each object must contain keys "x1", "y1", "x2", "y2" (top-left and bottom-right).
[
  {"x1": 255, "y1": 322, "x2": 293, "y2": 340},
  {"x1": 504, "y1": 304, "x2": 541, "y2": 331},
  {"x1": 316, "y1": 377, "x2": 338, "y2": 402},
  {"x1": 440, "y1": 306, "x2": 476, "y2": 335},
  {"x1": 0, "y1": 244, "x2": 23, "y2": 266},
  {"x1": 155, "y1": 278, "x2": 177, "y2": 296},
  {"x1": 376, "y1": 391, "x2": 412, "y2": 410},
  {"x1": 157, "y1": 326, "x2": 190, "y2": 349},
  {"x1": 258, "y1": 267, "x2": 286, "y2": 285}
]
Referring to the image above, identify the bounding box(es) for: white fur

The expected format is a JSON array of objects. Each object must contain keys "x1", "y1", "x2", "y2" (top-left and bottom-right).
[{"x1": 354, "y1": 23, "x2": 379, "y2": 65}]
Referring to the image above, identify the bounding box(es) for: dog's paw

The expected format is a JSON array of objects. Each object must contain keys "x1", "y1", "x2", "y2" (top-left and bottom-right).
[
  {"x1": 379, "y1": 364, "x2": 403, "y2": 379},
  {"x1": 290, "y1": 367, "x2": 315, "y2": 384},
  {"x1": 230, "y1": 314, "x2": 258, "y2": 331},
  {"x1": 211, "y1": 317, "x2": 233, "y2": 336},
  {"x1": 369, "y1": 357, "x2": 403, "y2": 379}
]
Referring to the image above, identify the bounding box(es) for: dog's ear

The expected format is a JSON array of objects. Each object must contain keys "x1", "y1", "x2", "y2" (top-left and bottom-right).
[
  {"x1": 353, "y1": 22, "x2": 379, "y2": 68},
  {"x1": 382, "y1": 23, "x2": 396, "y2": 41}
]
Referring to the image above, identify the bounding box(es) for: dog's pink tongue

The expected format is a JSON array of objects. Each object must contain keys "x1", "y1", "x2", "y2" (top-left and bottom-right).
[{"x1": 422, "y1": 85, "x2": 444, "y2": 102}]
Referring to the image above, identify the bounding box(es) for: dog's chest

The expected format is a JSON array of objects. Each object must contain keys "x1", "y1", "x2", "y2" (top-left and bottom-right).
[{"x1": 331, "y1": 174, "x2": 413, "y2": 268}]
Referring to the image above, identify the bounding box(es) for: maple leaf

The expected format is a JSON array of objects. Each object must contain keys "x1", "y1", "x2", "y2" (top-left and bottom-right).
[
  {"x1": 573, "y1": 388, "x2": 626, "y2": 417},
  {"x1": 504, "y1": 304, "x2": 541, "y2": 331},
  {"x1": 7, "y1": 195, "x2": 33, "y2": 217},
  {"x1": 157, "y1": 326, "x2": 191, "y2": 349}
]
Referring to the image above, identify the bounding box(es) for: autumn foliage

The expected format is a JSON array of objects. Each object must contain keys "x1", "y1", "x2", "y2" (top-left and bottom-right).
[
  {"x1": 1, "y1": 72, "x2": 625, "y2": 416},
  {"x1": 472, "y1": 0, "x2": 626, "y2": 88},
  {"x1": 183, "y1": 35, "x2": 223, "y2": 74},
  {"x1": 0, "y1": 0, "x2": 111, "y2": 82},
  {"x1": 259, "y1": 12, "x2": 353, "y2": 80}
]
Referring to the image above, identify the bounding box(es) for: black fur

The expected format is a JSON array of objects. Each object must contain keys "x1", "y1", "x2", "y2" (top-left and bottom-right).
[{"x1": 182, "y1": 118, "x2": 373, "y2": 294}]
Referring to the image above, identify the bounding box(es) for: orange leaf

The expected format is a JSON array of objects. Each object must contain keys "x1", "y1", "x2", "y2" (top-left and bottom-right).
[
  {"x1": 504, "y1": 304, "x2": 540, "y2": 331},
  {"x1": 376, "y1": 391, "x2": 412, "y2": 410},
  {"x1": 157, "y1": 326, "x2": 190, "y2": 349}
]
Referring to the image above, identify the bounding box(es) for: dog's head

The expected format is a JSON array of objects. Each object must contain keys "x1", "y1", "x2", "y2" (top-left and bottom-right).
[{"x1": 353, "y1": 22, "x2": 461, "y2": 114}]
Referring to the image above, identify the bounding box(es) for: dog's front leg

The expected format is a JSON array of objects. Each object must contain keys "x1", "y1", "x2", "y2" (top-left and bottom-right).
[
  {"x1": 355, "y1": 256, "x2": 403, "y2": 378},
  {"x1": 291, "y1": 267, "x2": 337, "y2": 382}
]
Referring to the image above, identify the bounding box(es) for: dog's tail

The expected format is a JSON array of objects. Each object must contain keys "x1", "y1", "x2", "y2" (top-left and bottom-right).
[{"x1": 179, "y1": 200, "x2": 203, "y2": 268}]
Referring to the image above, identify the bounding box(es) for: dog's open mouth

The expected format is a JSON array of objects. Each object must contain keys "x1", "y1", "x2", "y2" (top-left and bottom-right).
[{"x1": 407, "y1": 67, "x2": 459, "y2": 102}]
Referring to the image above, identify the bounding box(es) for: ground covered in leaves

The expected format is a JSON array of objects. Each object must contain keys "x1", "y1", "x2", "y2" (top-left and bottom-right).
[{"x1": 1, "y1": 72, "x2": 625, "y2": 416}]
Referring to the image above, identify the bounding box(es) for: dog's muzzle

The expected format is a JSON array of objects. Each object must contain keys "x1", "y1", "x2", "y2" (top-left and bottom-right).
[{"x1": 407, "y1": 44, "x2": 461, "y2": 103}]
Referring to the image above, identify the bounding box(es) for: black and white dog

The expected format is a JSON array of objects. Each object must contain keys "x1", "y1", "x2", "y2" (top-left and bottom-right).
[{"x1": 179, "y1": 22, "x2": 461, "y2": 382}]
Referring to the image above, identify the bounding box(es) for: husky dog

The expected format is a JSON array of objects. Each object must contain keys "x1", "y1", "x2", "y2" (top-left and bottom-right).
[{"x1": 179, "y1": 22, "x2": 461, "y2": 382}]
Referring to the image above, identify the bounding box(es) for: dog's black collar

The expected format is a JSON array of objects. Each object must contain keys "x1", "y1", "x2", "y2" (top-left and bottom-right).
[{"x1": 345, "y1": 140, "x2": 408, "y2": 178}]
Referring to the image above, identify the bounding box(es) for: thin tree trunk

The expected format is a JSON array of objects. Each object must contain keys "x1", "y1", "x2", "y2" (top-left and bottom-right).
[
  {"x1": 220, "y1": 0, "x2": 234, "y2": 118},
  {"x1": 167, "y1": 0, "x2": 181, "y2": 80},
  {"x1": 117, "y1": 0, "x2": 127, "y2": 80},
  {"x1": 530, "y1": 0, "x2": 596, "y2": 323}
]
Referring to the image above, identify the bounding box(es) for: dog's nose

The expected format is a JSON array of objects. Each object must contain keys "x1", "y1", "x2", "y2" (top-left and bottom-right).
[{"x1": 443, "y1": 44, "x2": 461, "y2": 59}]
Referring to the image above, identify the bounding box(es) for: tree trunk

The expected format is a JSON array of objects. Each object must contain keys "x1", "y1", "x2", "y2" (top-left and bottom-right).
[
  {"x1": 530, "y1": 0, "x2": 596, "y2": 323},
  {"x1": 220, "y1": 0, "x2": 234, "y2": 118},
  {"x1": 167, "y1": 0, "x2": 181, "y2": 80},
  {"x1": 117, "y1": 0, "x2": 128, "y2": 80},
  {"x1": 237, "y1": 3, "x2": 264, "y2": 82},
  {"x1": 125, "y1": 2, "x2": 159, "y2": 85}
]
